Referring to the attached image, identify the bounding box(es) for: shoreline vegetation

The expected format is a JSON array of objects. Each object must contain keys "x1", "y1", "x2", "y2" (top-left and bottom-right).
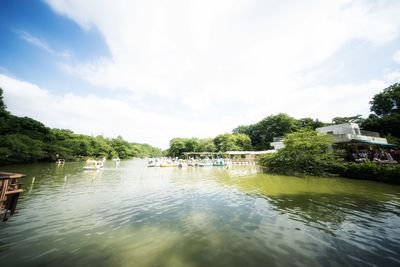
[
  {"x1": 1, "y1": 83, "x2": 399, "y2": 184},
  {"x1": 0, "y1": 88, "x2": 162, "y2": 165},
  {"x1": 258, "y1": 129, "x2": 400, "y2": 184}
]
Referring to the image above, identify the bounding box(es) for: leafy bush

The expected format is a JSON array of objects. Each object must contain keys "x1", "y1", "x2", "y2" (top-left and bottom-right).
[
  {"x1": 336, "y1": 162, "x2": 400, "y2": 183},
  {"x1": 259, "y1": 129, "x2": 341, "y2": 176}
]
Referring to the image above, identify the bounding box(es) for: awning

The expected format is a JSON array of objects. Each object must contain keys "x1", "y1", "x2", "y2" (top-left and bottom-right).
[{"x1": 347, "y1": 140, "x2": 398, "y2": 147}]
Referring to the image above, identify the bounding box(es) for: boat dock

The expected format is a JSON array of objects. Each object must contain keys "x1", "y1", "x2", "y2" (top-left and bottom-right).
[
  {"x1": 0, "y1": 172, "x2": 25, "y2": 221},
  {"x1": 148, "y1": 150, "x2": 275, "y2": 167}
]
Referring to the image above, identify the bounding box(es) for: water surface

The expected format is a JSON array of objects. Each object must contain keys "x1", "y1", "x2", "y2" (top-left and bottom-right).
[{"x1": 1, "y1": 159, "x2": 400, "y2": 266}]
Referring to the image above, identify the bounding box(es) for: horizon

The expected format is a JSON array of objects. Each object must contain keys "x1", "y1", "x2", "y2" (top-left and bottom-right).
[{"x1": 1, "y1": 0, "x2": 400, "y2": 149}]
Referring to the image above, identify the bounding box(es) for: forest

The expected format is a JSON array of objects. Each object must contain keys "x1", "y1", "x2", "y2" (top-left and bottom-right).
[{"x1": 0, "y1": 88, "x2": 162, "y2": 165}]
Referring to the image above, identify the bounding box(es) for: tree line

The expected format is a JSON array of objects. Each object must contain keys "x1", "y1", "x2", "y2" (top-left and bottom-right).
[
  {"x1": 0, "y1": 88, "x2": 162, "y2": 165},
  {"x1": 167, "y1": 83, "x2": 400, "y2": 156}
]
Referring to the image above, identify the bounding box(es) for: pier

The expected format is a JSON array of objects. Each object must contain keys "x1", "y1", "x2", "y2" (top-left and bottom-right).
[{"x1": 0, "y1": 172, "x2": 25, "y2": 221}]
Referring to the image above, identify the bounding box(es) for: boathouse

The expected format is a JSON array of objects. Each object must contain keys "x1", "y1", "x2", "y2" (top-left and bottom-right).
[{"x1": 0, "y1": 172, "x2": 25, "y2": 221}]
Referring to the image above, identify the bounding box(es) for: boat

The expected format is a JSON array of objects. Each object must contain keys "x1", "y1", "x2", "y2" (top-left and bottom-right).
[
  {"x1": 187, "y1": 159, "x2": 198, "y2": 167},
  {"x1": 178, "y1": 159, "x2": 187, "y2": 168},
  {"x1": 213, "y1": 158, "x2": 226, "y2": 166},
  {"x1": 160, "y1": 160, "x2": 179, "y2": 167},
  {"x1": 198, "y1": 159, "x2": 212, "y2": 167},
  {"x1": 147, "y1": 158, "x2": 160, "y2": 167},
  {"x1": 83, "y1": 159, "x2": 104, "y2": 170},
  {"x1": 56, "y1": 159, "x2": 65, "y2": 165}
]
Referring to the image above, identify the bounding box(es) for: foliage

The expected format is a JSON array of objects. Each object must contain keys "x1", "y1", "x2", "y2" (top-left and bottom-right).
[
  {"x1": 0, "y1": 88, "x2": 7, "y2": 114},
  {"x1": 167, "y1": 134, "x2": 251, "y2": 157},
  {"x1": 259, "y1": 129, "x2": 340, "y2": 175},
  {"x1": 0, "y1": 89, "x2": 162, "y2": 165},
  {"x1": 297, "y1": 117, "x2": 326, "y2": 129},
  {"x1": 233, "y1": 114, "x2": 325, "y2": 150},
  {"x1": 198, "y1": 138, "x2": 216, "y2": 152},
  {"x1": 362, "y1": 83, "x2": 400, "y2": 144},
  {"x1": 369, "y1": 83, "x2": 400, "y2": 116},
  {"x1": 213, "y1": 133, "x2": 252, "y2": 152},
  {"x1": 168, "y1": 138, "x2": 195, "y2": 157},
  {"x1": 332, "y1": 115, "x2": 364, "y2": 125},
  {"x1": 0, "y1": 134, "x2": 47, "y2": 164},
  {"x1": 326, "y1": 161, "x2": 400, "y2": 184}
]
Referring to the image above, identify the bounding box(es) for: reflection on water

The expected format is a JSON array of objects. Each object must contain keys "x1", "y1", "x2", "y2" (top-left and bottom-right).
[{"x1": 0, "y1": 160, "x2": 399, "y2": 267}]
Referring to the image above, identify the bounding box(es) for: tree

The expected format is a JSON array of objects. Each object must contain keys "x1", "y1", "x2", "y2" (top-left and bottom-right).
[
  {"x1": 0, "y1": 134, "x2": 47, "y2": 164},
  {"x1": 250, "y1": 113, "x2": 298, "y2": 150},
  {"x1": 168, "y1": 138, "x2": 191, "y2": 157},
  {"x1": 213, "y1": 133, "x2": 252, "y2": 152},
  {"x1": 362, "y1": 83, "x2": 400, "y2": 144},
  {"x1": 298, "y1": 117, "x2": 325, "y2": 129},
  {"x1": 332, "y1": 115, "x2": 364, "y2": 125},
  {"x1": 370, "y1": 83, "x2": 400, "y2": 116},
  {"x1": 259, "y1": 129, "x2": 339, "y2": 175},
  {"x1": 197, "y1": 138, "x2": 216, "y2": 152},
  {"x1": 0, "y1": 88, "x2": 6, "y2": 113}
]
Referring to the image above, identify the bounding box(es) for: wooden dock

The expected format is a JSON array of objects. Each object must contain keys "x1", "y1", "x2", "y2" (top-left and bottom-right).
[{"x1": 0, "y1": 172, "x2": 25, "y2": 221}]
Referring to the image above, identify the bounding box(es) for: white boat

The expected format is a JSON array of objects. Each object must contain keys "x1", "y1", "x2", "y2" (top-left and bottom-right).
[
  {"x1": 147, "y1": 158, "x2": 160, "y2": 167},
  {"x1": 83, "y1": 159, "x2": 104, "y2": 170},
  {"x1": 198, "y1": 159, "x2": 212, "y2": 167}
]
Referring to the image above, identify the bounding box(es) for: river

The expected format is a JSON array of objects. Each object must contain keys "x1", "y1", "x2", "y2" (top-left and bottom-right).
[{"x1": 1, "y1": 159, "x2": 400, "y2": 266}]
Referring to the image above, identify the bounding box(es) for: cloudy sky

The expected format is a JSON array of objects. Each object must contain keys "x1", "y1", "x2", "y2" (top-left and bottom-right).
[{"x1": 1, "y1": 0, "x2": 400, "y2": 148}]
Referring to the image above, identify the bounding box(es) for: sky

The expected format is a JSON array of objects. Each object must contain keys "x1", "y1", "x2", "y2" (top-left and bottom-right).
[{"x1": 0, "y1": 0, "x2": 400, "y2": 148}]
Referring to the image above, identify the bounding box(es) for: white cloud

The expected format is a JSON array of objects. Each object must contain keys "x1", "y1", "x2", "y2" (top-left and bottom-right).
[
  {"x1": 393, "y1": 50, "x2": 400, "y2": 63},
  {"x1": 5, "y1": 1, "x2": 400, "y2": 147},
  {"x1": 44, "y1": 1, "x2": 400, "y2": 109},
  {"x1": 383, "y1": 69, "x2": 400, "y2": 83},
  {"x1": 16, "y1": 29, "x2": 73, "y2": 60},
  {"x1": 16, "y1": 30, "x2": 53, "y2": 53}
]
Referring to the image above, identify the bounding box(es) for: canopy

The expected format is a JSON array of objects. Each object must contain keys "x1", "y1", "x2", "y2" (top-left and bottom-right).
[{"x1": 347, "y1": 140, "x2": 397, "y2": 148}]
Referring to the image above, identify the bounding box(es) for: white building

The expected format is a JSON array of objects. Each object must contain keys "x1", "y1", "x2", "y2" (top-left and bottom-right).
[
  {"x1": 270, "y1": 137, "x2": 285, "y2": 151},
  {"x1": 271, "y1": 123, "x2": 389, "y2": 150},
  {"x1": 316, "y1": 123, "x2": 388, "y2": 145}
]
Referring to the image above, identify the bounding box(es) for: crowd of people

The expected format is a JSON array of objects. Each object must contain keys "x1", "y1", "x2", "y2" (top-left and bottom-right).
[{"x1": 351, "y1": 148, "x2": 400, "y2": 164}]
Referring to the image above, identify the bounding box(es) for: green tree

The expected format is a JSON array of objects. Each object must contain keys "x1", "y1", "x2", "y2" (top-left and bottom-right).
[
  {"x1": 0, "y1": 87, "x2": 7, "y2": 114},
  {"x1": 251, "y1": 113, "x2": 298, "y2": 150},
  {"x1": 362, "y1": 83, "x2": 400, "y2": 144},
  {"x1": 213, "y1": 133, "x2": 252, "y2": 151},
  {"x1": 168, "y1": 138, "x2": 191, "y2": 157},
  {"x1": 259, "y1": 129, "x2": 339, "y2": 175},
  {"x1": 332, "y1": 115, "x2": 364, "y2": 125},
  {"x1": 370, "y1": 83, "x2": 400, "y2": 116},
  {"x1": 297, "y1": 117, "x2": 325, "y2": 129},
  {"x1": 197, "y1": 138, "x2": 216, "y2": 152},
  {"x1": 0, "y1": 134, "x2": 47, "y2": 164}
]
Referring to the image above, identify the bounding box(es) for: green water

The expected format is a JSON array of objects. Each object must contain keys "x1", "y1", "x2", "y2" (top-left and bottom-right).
[{"x1": 1, "y1": 159, "x2": 399, "y2": 267}]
